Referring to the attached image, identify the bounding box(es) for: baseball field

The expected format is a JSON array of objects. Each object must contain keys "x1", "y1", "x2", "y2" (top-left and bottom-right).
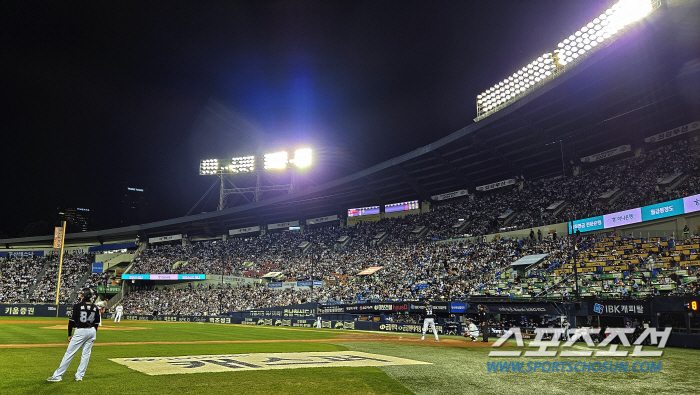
[{"x1": 2, "y1": 316, "x2": 699, "y2": 395}]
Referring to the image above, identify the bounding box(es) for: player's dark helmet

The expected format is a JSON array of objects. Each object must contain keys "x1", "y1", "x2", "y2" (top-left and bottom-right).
[{"x1": 80, "y1": 288, "x2": 93, "y2": 301}]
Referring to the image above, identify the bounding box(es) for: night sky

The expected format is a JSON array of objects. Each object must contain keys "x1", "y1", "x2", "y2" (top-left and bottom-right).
[{"x1": 3, "y1": 0, "x2": 615, "y2": 237}]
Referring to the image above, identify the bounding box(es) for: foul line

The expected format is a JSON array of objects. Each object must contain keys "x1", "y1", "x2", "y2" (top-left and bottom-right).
[{"x1": 0, "y1": 339, "x2": 343, "y2": 349}]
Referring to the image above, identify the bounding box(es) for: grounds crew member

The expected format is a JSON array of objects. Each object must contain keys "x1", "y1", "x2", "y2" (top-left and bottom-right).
[{"x1": 48, "y1": 288, "x2": 101, "y2": 382}]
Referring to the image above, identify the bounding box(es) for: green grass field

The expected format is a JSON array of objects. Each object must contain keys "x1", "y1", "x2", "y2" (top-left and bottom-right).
[{"x1": 2, "y1": 317, "x2": 699, "y2": 395}]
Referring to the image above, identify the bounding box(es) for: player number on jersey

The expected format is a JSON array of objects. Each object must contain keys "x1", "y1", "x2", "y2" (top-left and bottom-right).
[{"x1": 80, "y1": 311, "x2": 95, "y2": 323}]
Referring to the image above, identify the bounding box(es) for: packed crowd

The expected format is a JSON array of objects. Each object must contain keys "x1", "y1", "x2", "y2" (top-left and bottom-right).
[
  {"x1": 29, "y1": 253, "x2": 92, "y2": 304},
  {"x1": 0, "y1": 256, "x2": 52, "y2": 304},
  {"x1": 117, "y1": 230, "x2": 700, "y2": 315},
  {"x1": 120, "y1": 285, "x2": 320, "y2": 316},
  {"x1": 2, "y1": 138, "x2": 699, "y2": 311},
  {"x1": 117, "y1": 138, "x2": 700, "y2": 312}
]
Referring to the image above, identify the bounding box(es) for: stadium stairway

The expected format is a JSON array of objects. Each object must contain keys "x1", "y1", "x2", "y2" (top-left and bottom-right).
[
  {"x1": 106, "y1": 280, "x2": 129, "y2": 311},
  {"x1": 103, "y1": 244, "x2": 143, "y2": 310},
  {"x1": 68, "y1": 271, "x2": 91, "y2": 302},
  {"x1": 667, "y1": 173, "x2": 689, "y2": 191},
  {"x1": 334, "y1": 236, "x2": 351, "y2": 250},
  {"x1": 21, "y1": 258, "x2": 53, "y2": 303}
]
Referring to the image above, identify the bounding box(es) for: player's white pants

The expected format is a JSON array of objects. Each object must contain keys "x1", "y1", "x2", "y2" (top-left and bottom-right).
[
  {"x1": 115, "y1": 312, "x2": 122, "y2": 323},
  {"x1": 316, "y1": 318, "x2": 321, "y2": 328},
  {"x1": 52, "y1": 327, "x2": 96, "y2": 380},
  {"x1": 468, "y1": 330, "x2": 479, "y2": 338},
  {"x1": 422, "y1": 318, "x2": 439, "y2": 340}
]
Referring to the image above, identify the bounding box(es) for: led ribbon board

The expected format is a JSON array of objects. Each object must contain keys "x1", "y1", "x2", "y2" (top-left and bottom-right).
[{"x1": 568, "y1": 193, "x2": 700, "y2": 234}]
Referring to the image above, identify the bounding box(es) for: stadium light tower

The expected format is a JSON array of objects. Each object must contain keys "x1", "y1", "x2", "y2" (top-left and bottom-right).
[
  {"x1": 198, "y1": 148, "x2": 313, "y2": 211},
  {"x1": 475, "y1": 0, "x2": 656, "y2": 121},
  {"x1": 290, "y1": 148, "x2": 313, "y2": 168}
]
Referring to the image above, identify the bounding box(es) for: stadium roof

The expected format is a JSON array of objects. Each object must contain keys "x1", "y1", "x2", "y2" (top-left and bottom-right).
[{"x1": 2, "y1": 0, "x2": 698, "y2": 248}]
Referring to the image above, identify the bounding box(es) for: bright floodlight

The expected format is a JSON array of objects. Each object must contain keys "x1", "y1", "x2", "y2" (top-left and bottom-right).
[
  {"x1": 476, "y1": 0, "x2": 653, "y2": 120},
  {"x1": 264, "y1": 151, "x2": 288, "y2": 170},
  {"x1": 292, "y1": 148, "x2": 312, "y2": 168},
  {"x1": 227, "y1": 155, "x2": 255, "y2": 173},
  {"x1": 199, "y1": 159, "x2": 220, "y2": 175}
]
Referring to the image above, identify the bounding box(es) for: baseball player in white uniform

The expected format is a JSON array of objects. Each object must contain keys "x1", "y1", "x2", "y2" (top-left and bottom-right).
[
  {"x1": 95, "y1": 300, "x2": 107, "y2": 326},
  {"x1": 465, "y1": 320, "x2": 480, "y2": 342},
  {"x1": 114, "y1": 304, "x2": 123, "y2": 323},
  {"x1": 47, "y1": 288, "x2": 101, "y2": 382},
  {"x1": 421, "y1": 301, "x2": 439, "y2": 341}
]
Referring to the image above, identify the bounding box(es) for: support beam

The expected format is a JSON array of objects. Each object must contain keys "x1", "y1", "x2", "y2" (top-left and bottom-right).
[
  {"x1": 431, "y1": 149, "x2": 472, "y2": 189},
  {"x1": 393, "y1": 165, "x2": 429, "y2": 202},
  {"x1": 470, "y1": 135, "x2": 520, "y2": 177}
]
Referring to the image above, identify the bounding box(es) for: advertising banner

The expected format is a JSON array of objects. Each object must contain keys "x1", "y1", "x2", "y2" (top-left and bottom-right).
[
  {"x1": 229, "y1": 226, "x2": 261, "y2": 236},
  {"x1": 121, "y1": 274, "x2": 206, "y2": 280},
  {"x1": 644, "y1": 121, "x2": 700, "y2": 143},
  {"x1": 306, "y1": 215, "x2": 339, "y2": 225},
  {"x1": 97, "y1": 285, "x2": 122, "y2": 293},
  {"x1": 431, "y1": 189, "x2": 469, "y2": 201},
  {"x1": 319, "y1": 301, "x2": 450, "y2": 315},
  {"x1": 53, "y1": 227, "x2": 64, "y2": 249},
  {"x1": 580, "y1": 144, "x2": 631, "y2": 163},
  {"x1": 476, "y1": 179, "x2": 516, "y2": 192},
  {"x1": 641, "y1": 199, "x2": 684, "y2": 222},
  {"x1": 268, "y1": 221, "x2": 299, "y2": 230},
  {"x1": 603, "y1": 208, "x2": 642, "y2": 228},
  {"x1": 0, "y1": 304, "x2": 71, "y2": 317},
  {"x1": 92, "y1": 262, "x2": 104, "y2": 273},
  {"x1": 244, "y1": 303, "x2": 318, "y2": 319},
  {"x1": 209, "y1": 275, "x2": 255, "y2": 285},
  {"x1": 684, "y1": 193, "x2": 700, "y2": 214},
  {"x1": 450, "y1": 303, "x2": 467, "y2": 313},
  {"x1": 568, "y1": 216, "x2": 604, "y2": 234},
  {"x1": 0, "y1": 250, "x2": 45, "y2": 258},
  {"x1": 589, "y1": 301, "x2": 650, "y2": 316},
  {"x1": 88, "y1": 242, "x2": 137, "y2": 252},
  {"x1": 148, "y1": 234, "x2": 182, "y2": 244},
  {"x1": 484, "y1": 304, "x2": 559, "y2": 315}
]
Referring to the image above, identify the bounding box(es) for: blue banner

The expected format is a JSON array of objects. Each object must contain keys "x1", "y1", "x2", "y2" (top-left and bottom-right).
[
  {"x1": 569, "y1": 216, "x2": 604, "y2": 234},
  {"x1": 0, "y1": 250, "x2": 45, "y2": 258},
  {"x1": 92, "y1": 262, "x2": 104, "y2": 273},
  {"x1": 642, "y1": 199, "x2": 684, "y2": 221},
  {"x1": 296, "y1": 281, "x2": 312, "y2": 287},
  {"x1": 121, "y1": 274, "x2": 206, "y2": 280},
  {"x1": 88, "y1": 242, "x2": 137, "y2": 252},
  {"x1": 1, "y1": 304, "x2": 70, "y2": 317},
  {"x1": 450, "y1": 303, "x2": 467, "y2": 313},
  {"x1": 267, "y1": 282, "x2": 282, "y2": 288}
]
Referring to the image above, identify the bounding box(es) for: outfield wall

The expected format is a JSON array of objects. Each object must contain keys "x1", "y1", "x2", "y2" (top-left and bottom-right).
[{"x1": 4, "y1": 298, "x2": 700, "y2": 347}]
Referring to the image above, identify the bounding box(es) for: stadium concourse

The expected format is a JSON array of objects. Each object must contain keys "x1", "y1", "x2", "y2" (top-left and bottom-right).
[{"x1": 1, "y1": 136, "x2": 699, "y2": 319}]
